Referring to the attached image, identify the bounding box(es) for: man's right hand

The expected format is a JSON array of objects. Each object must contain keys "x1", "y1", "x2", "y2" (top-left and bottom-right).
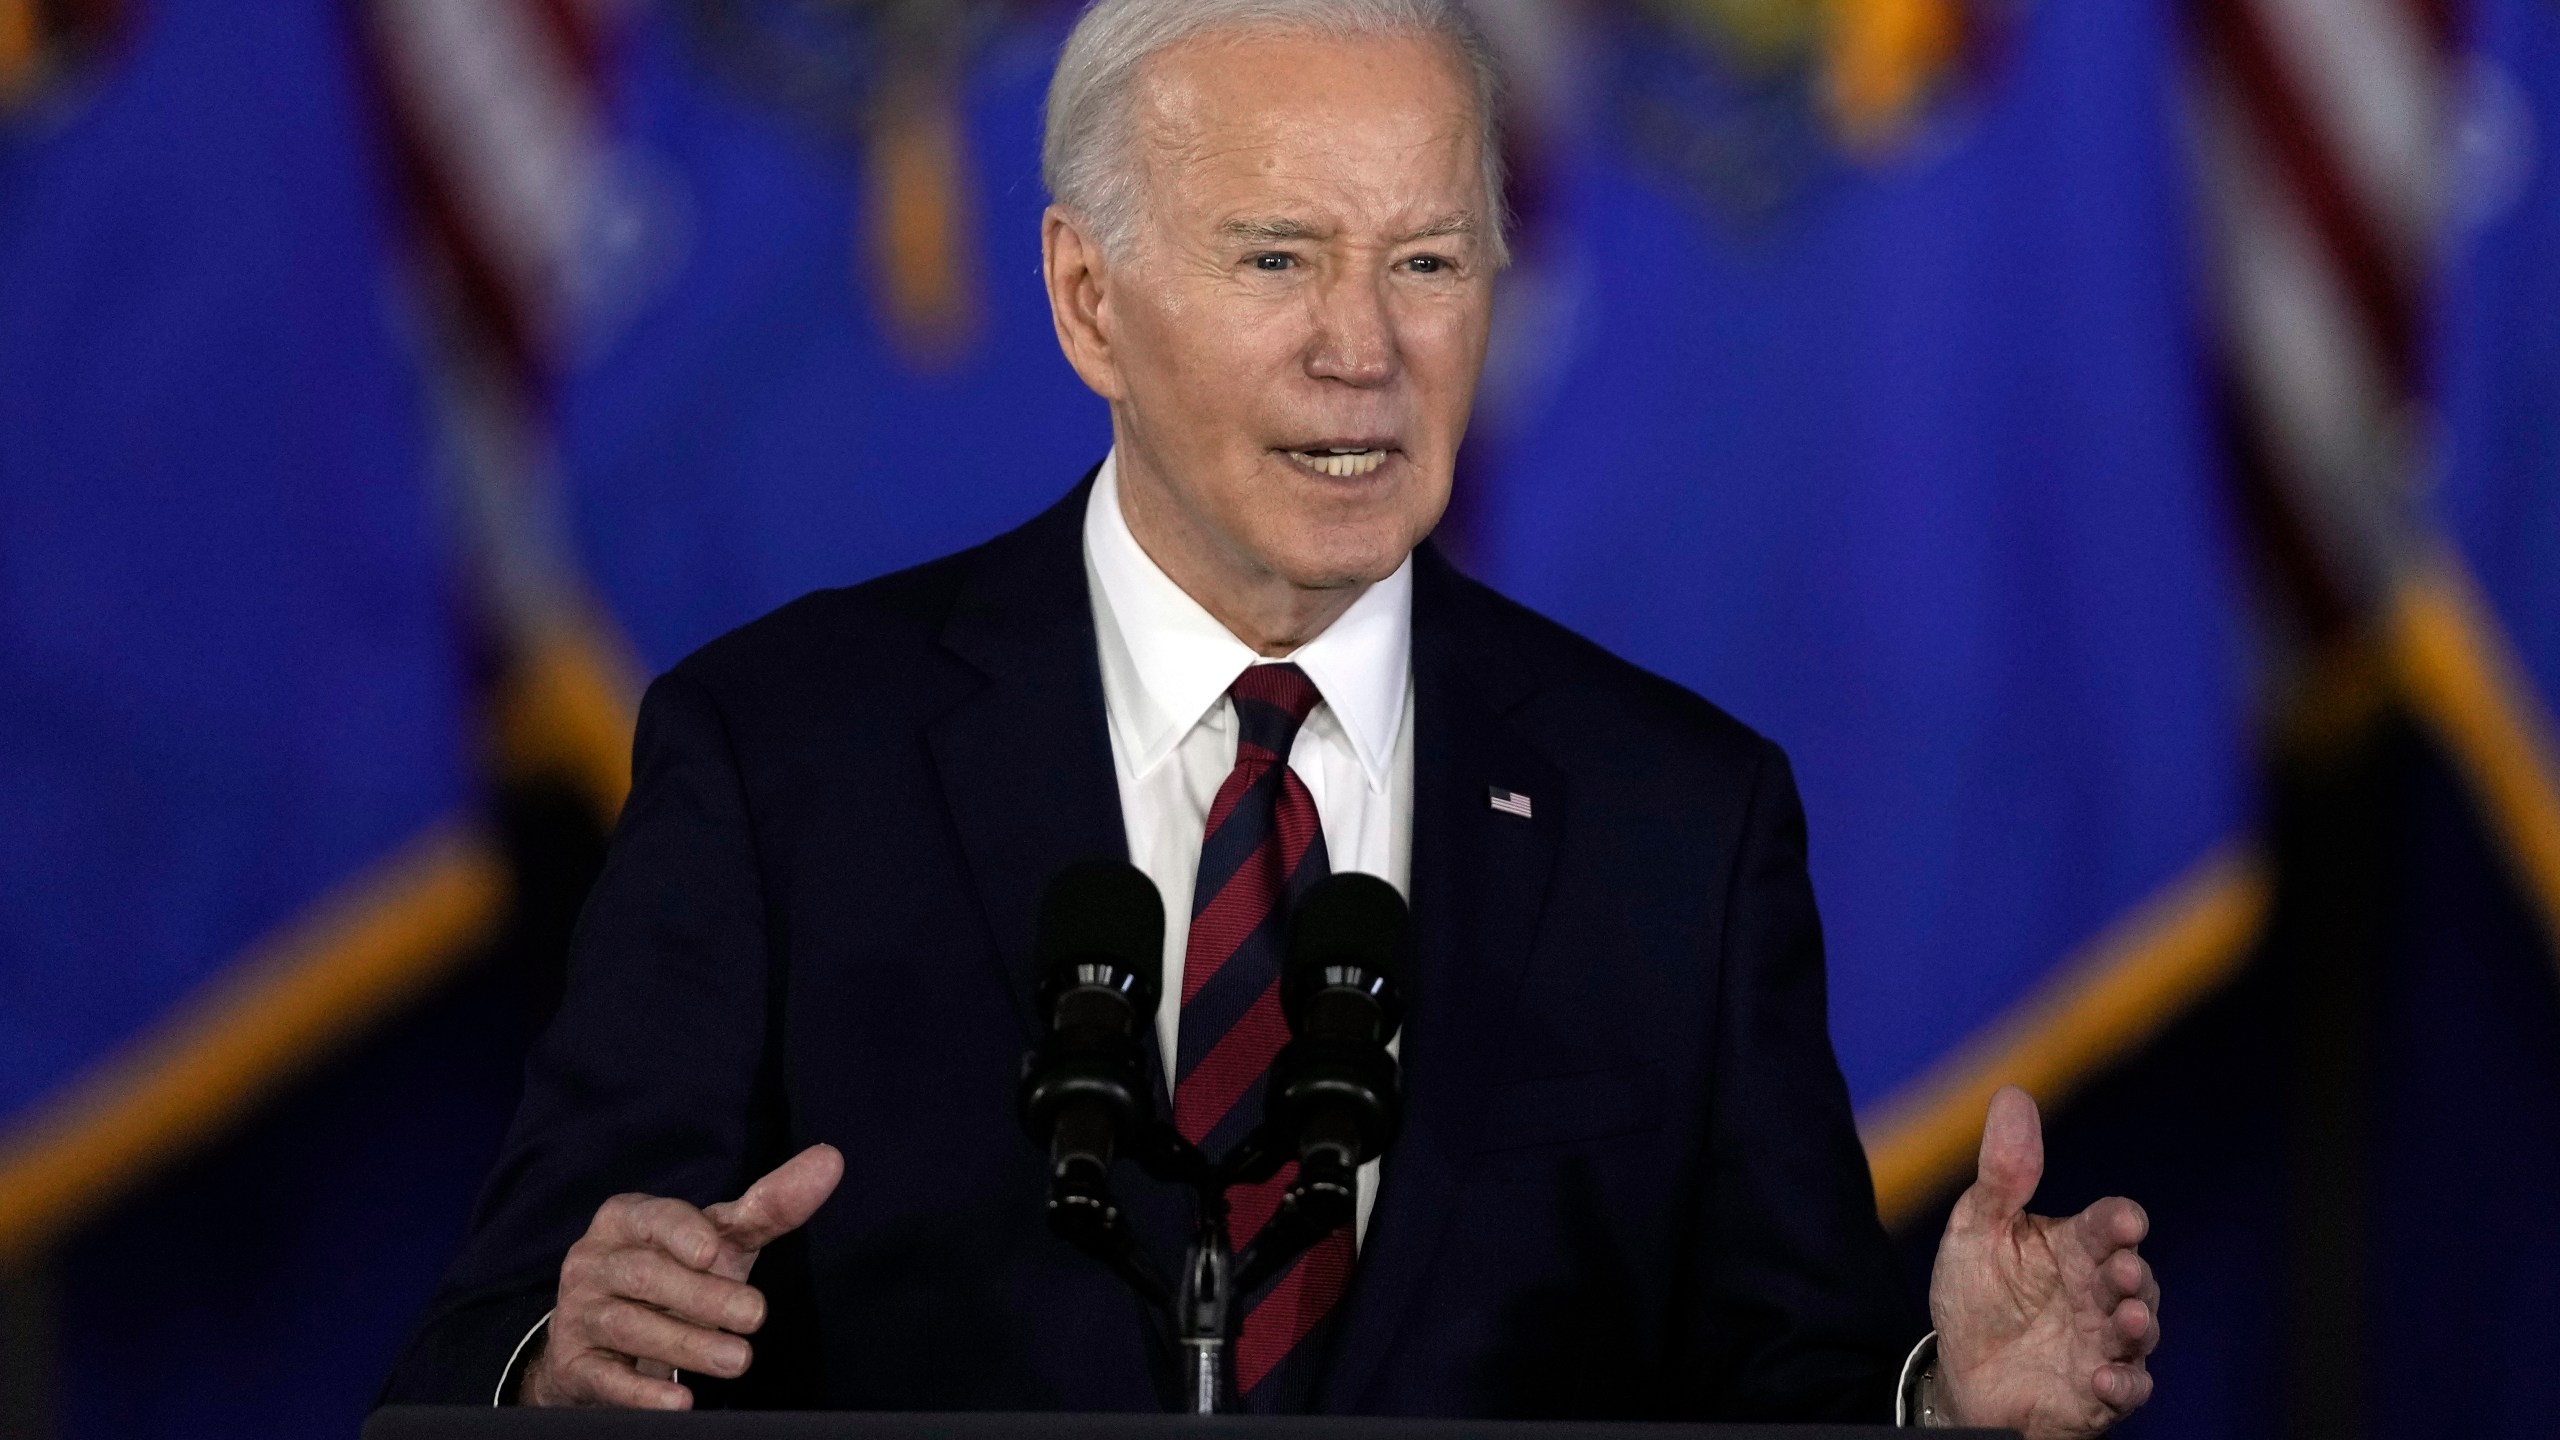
[{"x1": 520, "y1": 1143, "x2": 844, "y2": 1409}]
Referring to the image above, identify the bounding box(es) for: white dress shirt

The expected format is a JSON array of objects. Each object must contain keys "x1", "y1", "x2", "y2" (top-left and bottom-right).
[{"x1": 1082, "y1": 450, "x2": 1414, "y2": 1249}]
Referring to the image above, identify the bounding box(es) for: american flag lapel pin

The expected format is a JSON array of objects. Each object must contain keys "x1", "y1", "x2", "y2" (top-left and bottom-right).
[{"x1": 1487, "y1": 786, "x2": 1534, "y2": 819}]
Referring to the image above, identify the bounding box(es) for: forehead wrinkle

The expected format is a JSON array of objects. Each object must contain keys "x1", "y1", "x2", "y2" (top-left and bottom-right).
[
  {"x1": 1194, "y1": 131, "x2": 1485, "y2": 218},
  {"x1": 1243, "y1": 121, "x2": 1486, "y2": 219},
  {"x1": 1221, "y1": 109, "x2": 1478, "y2": 168}
]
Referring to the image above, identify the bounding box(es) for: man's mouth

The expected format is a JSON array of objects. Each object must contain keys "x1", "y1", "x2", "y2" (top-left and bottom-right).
[{"x1": 1283, "y1": 446, "x2": 1391, "y2": 478}]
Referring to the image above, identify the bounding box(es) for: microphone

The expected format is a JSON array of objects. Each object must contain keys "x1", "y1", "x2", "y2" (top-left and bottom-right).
[
  {"x1": 1017, "y1": 860, "x2": 1164, "y2": 1200},
  {"x1": 1260, "y1": 873, "x2": 1410, "y2": 1231}
]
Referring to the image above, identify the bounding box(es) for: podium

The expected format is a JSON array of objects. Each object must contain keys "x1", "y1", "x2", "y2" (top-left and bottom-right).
[{"x1": 365, "y1": 1411, "x2": 2015, "y2": 1440}]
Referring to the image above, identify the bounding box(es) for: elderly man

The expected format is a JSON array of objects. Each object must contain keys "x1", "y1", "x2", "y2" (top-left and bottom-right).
[{"x1": 384, "y1": 0, "x2": 2160, "y2": 1430}]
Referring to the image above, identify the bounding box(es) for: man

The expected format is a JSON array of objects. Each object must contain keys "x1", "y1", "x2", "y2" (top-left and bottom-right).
[{"x1": 384, "y1": 0, "x2": 2160, "y2": 1429}]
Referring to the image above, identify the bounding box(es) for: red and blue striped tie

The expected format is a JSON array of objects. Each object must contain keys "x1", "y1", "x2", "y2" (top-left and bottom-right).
[{"x1": 1173, "y1": 662, "x2": 1351, "y2": 1404}]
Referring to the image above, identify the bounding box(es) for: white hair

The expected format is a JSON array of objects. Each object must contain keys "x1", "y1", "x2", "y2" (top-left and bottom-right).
[{"x1": 1041, "y1": 0, "x2": 1509, "y2": 265}]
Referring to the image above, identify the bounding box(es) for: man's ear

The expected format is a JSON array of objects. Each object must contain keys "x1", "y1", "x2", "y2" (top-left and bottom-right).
[{"x1": 1042, "y1": 206, "x2": 1124, "y2": 402}]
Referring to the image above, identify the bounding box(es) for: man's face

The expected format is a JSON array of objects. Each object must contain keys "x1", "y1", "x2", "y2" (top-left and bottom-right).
[{"x1": 1079, "y1": 28, "x2": 1495, "y2": 594}]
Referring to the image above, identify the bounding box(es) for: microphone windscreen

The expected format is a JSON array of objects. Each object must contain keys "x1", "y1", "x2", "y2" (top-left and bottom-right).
[
  {"x1": 1035, "y1": 859, "x2": 1165, "y2": 1012},
  {"x1": 1286, "y1": 872, "x2": 1411, "y2": 987}
]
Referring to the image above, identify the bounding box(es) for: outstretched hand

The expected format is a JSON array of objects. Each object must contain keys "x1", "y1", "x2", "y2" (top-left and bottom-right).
[
  {"x1": 521, "y1": 1143, "x2": 844, "y2": 1409},
  {"x1": 1927, "y1": 1088, "x2": 2158, "y2": 1437}
]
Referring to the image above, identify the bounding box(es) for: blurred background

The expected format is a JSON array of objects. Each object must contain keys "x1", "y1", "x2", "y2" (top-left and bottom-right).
[{"x1": 1, "y1": 0, "x2": 2554, "y2": 1435}]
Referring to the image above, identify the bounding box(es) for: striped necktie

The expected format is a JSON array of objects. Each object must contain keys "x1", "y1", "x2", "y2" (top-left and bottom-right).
[{"x1": 1172, "y1": 662, "x2": 1352, "y2": 1405}]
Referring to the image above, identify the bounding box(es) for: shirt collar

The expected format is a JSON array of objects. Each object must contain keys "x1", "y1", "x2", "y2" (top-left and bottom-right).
[{"x1": 1084, "y1": 450, "x2": 1412, "y2": 792}]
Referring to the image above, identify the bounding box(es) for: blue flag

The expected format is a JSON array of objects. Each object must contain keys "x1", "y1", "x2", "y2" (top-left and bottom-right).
[
  {"x1": 0, "y1": 0, "x2": 477, "y2": 1251},
  {"x1": 1459, "y1": 0, "x2": 2250, "y2": 1215}
]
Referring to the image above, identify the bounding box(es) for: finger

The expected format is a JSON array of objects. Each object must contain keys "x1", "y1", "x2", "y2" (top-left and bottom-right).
[
  {"x1": 557, "y1": 1349, "x2": 693, "y2": 1411},
  {"x1": 2127, "y1": 1295, "x2": 2162, "y2": 1358},
  {"x1": 599, "y1": 1195, "x2": 726, "y2": 1273},
  {"x1": 2101, "y1": 1249, "x2": 2149, "y2": 1299},
  {"x1": 706, "y1": 1143, "x2": 844, "y2": 1254},
  {"x1": 2127, "y1": 1254, "x2": 2162, "y2": 1331},
  {"x1": 584, "y1": 1297, "x2": 754, "y2": 1380},
  {"x1": 599, "y1": 1246, "x2": 768, "y2": 1334},
  {"x1": 2071, "y1": 1195, "x2": 2150, "y2": 1261},
  {"x1": 2092, "y1": 1361, "x2": 2153, "y2": 1414},
  {"x1": 1958, "y1": 1085, "x2": 2042, "y2": 1227},
  {"x1": 2104, "y1": 1296, "x2": 2156, "y2": 1359}
]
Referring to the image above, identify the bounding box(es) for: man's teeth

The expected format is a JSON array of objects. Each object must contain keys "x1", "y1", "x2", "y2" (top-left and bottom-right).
[{"x1": 1289, "y1": 448, "x2": 1388, "y2": 478}]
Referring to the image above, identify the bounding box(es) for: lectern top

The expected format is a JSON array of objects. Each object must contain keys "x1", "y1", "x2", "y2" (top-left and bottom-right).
[{"x1": 365, "y1": 1407, "x2": 2017, "y2": 1440}]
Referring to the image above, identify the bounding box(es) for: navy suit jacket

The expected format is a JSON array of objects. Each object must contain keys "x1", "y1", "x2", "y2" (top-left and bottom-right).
[{"x1": 382, "y1": 477, "x2": 1921, "y2": 1417}]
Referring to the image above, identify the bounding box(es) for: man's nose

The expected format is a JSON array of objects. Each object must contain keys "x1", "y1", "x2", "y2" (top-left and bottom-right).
[{"x1": 1303, "y1": 270, "x2": 1398, "y2": 387}]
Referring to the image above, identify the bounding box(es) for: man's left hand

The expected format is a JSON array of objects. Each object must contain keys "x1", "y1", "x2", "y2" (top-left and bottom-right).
[{"x1": 1926, "y1": 1085, "x2": 2159, "y2": 1437}]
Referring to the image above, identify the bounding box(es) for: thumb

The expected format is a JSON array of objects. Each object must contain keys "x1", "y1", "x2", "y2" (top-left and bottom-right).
[
  {"x1": 1959, "y1": 1085, "x2": 2043, "y2": 1228},
  {"x1": 706, "y1": 1143, "x2": 844, "y2": 1257}
]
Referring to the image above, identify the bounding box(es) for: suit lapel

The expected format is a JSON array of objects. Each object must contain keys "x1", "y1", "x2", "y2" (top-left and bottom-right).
[
  {"x1": 926, "y1": 473, "x2": 1129, "y2": 1033},
  {"x1": 924, "y1": 471, "x2": 1194, "y2": 1363},
  {"x1": 1317, "y1": 545, "x2": 1567, "y2": 1411}
]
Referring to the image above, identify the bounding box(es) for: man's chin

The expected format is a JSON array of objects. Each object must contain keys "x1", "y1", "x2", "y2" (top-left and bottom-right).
[
  {"x1": 1251, "y1": 477, "x2": 1446, "y2": 587},
  {"x1": 1261, "y1": 534, "x2": 1423, "y2": 594}
]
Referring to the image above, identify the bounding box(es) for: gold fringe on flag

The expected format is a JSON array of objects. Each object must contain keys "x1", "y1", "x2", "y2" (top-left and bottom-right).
[
  {"x1": 1859, "y1": 844, "x2": 2270, "y2": 1228},
  {"x1": 2387, "y1": 551, "x2": 2560, "y2": 974},
  {"x1": 0, "y1": 825, "x2": 509, "y2": 1263}
]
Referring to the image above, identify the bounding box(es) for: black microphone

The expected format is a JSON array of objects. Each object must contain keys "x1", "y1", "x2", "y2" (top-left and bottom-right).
[
  {"x1": 1268, "y1": 872, "x2": 1410, "y2": 1204},
  {"x1": 1017, "y1": 860, "x2": 1164, "y2": 1196},
  {"x1": 1229, "y1": 873, "x2": 1409, "y2": 1296}
]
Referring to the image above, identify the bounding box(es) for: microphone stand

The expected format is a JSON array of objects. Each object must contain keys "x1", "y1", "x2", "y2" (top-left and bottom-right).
[
  {"x1": 1041, "y1": 1119, "x2": 1354, "y2": 1414},
  {"x1": 1028, "y1": 870, "x2": 1407, "y2": 1416},
  {"x1": 1176, "y1": 1194, "x2": 1233, "y2": 1414}
]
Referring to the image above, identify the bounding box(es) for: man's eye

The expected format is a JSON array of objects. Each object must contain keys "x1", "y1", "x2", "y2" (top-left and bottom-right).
[
  {"x1": 1406, "y1": 255, "x2": 1447, "y2": 274},
  {"x1": 1252, "y1": 253, "x2": 1295, "y2": 271}
]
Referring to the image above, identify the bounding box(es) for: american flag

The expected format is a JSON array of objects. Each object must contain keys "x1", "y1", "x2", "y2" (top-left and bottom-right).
[
  {"x1": 2186, "y1": 0, "x2": 2450, "y2": 669},
  {"x1": 2190, "y1": 0, "x2": 2560, "y2": 959},
  {"x1": 357, "y1": 0, "x2": 642, "y2": 823},
  {"x1": 1489, "y1": 786, "x2": 1535, "y2": 819}
]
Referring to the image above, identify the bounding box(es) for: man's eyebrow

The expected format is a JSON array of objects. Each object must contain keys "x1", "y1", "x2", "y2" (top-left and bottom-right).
[
  {"x1": 1397, "y1": 213, "x2": 1478, "y2": 243},
  {"x1": 1212, "y1": 214, "x2": 1481, "y2": 245},
  {"x1": 1218, "y1": 216, "x2": 1325, "y2": 244}
]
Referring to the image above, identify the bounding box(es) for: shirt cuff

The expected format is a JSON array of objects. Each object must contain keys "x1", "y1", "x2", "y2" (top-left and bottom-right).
[
  {"x1": 495, "y1": 1310, "x2": 554, "y2": 1406},
  {"x1": 1895, "y1": 1330, "x2": 1941, "y2": 1427}
]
